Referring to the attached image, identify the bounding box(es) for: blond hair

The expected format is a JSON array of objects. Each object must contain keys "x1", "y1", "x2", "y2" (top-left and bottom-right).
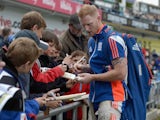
[
  {"x1": 78, "y1": 4, "x2": 98, "y2": 19},
  {"x1": 6, "y1": 37, "x2": 42, "y2": 67}
]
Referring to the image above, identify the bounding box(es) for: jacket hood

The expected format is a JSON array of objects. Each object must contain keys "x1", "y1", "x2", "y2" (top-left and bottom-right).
[{"x1": 14, "y1": 29, "x2": 48, "y2": 50}]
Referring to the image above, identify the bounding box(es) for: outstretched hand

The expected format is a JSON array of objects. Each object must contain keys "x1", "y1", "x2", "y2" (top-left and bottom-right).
[
  {"x1": 76, "y1": 73, "x2": 93, "y2": 83},
  {"x1": 45, "y1": 88, "x2": 63, "y2": 108},
  {"x1": 62, "y1": 55, "x2": 72, "y2": 66}
]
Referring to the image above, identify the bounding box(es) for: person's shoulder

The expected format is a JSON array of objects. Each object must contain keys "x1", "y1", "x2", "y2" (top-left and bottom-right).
[
  {"x1": 59, "y1": 30, "x2": 69, "y2": 41},
  {"x1": 109, "y1": 34, "x2": 123, "y2": 41},
  {"x1": 0, "y1": 70, "x2": 16, "y2": 85},
  {"x1": 81, "y1": 33, "x2": 89, "y2": 40},
  {"x1": 88, "y1": 37, "x2": 95, "y2": 44}
]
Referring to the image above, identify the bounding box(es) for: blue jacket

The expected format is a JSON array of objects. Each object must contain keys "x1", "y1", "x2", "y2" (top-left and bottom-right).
[
  {"x1": 0, "y1": 54, "x2": 40, "y2": 120},
  {"x1": 0, "y1": 100, "x2": 39, "y2": 120},
  {"x1": 88, "y1": 25, "x2": 125, "y2": 103}
]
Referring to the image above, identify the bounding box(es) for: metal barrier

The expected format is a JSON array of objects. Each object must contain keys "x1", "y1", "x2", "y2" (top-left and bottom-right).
[
  {"x1": 37, "y1": 101, "x2": 83, "y2": 120},
  {"x1": 37, "y1": 80, "x2": 160, "y2": 120},
  {"x1": 147, "y1": 80, "x2": 160, "y2": 111}
]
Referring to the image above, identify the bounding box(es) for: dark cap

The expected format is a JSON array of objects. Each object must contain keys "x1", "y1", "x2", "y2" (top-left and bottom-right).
[{"x1": 69, "y1": 14, "x2": 82, "y2": 30}]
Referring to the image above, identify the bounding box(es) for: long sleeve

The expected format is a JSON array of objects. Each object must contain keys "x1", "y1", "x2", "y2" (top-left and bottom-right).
[
  {"x1": 25, "y1": 99, "x2": 39, "y2": 120},
  {"x1": 32, "y1": 62, "x2": 64, "y2": 83}
]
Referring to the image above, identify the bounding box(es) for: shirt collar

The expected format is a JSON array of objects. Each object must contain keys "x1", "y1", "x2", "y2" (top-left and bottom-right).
[{"x1": 96, "y1": 24, "x2": 104, "y2": 34}]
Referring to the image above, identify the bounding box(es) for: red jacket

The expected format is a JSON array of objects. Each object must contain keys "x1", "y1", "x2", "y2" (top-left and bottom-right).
[
  {"x1": 31, "y1": 61, "x2": 64, "y2": 83},
  {"x1": 65, "y1": 83, "x2": 90, "y2": 95},
  {"x1": 65, "y1": 83, "x2": 90, "y2": 120}
]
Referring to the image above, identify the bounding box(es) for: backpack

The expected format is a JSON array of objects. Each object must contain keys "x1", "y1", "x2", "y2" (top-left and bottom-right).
[{"x1": 105, "y1": 28, "x2": 153, "y2": 120}]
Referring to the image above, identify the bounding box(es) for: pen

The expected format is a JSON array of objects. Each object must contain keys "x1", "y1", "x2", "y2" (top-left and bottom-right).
[
  {"x1": 48, "y1": 91, "x2": 57, "y2": 99},
  {"x1": 76, "y1": 56, "x2": 85, "y2": 64},
  {"x1": 66, "y1": 53, "x2": 69, "y2": 57},
  {"x1": 49, "y1": 92, "x2": 62, "y2": 106}
]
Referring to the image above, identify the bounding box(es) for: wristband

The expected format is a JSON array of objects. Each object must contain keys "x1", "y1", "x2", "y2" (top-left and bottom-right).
[{"x1": 62, "y1": 63, "x2": 69, "y2": 72}]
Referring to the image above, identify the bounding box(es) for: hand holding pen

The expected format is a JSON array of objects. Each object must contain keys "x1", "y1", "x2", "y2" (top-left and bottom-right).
[{"x1": 45, "y1": 88, "x2": 63, "y2": 108}]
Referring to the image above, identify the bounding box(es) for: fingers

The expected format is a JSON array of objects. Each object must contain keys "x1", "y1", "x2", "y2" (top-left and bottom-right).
[
  {"x1": 49, "y1": 88, "x2": 60, "y2": 93},
  {"x1": 0, "y1": 61, "x2": 5, "y2": 69},
  {"x1": 59, "y1": 64, "x2": 67, "y2": 72},
  {"x1": 35, "y1": 95, "x2": 63, "y2": 108},
  {"x1": 75, "y1": 76, "x2": 83, "y2": 82},
  {"x1": 42, "y1": 98, "x2": 47, "y2": 106},
  {"x1": 56, "y1": 93, "x2": 60, "y2": 97},
  {"x1": 45, "y1": 97, "x2": 56, "y2": 101},
  {"x1": 75, "y1": 73, "x2": 90, "y2": 83},
  {"x1": 46, "y1": 100, "x2": 62, "y2": 108},
  {"x1": 74, "y1": 63, "x2": 83, "y2": 72},
  {"x1": 35, "y1": 97, "x2": 47, "y2": 107},
  {"x1": 62, "y1": 55, "x2": 72, "y2": 65}
]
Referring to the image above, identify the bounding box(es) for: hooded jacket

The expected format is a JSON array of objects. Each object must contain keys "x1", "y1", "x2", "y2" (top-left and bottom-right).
[{"x1": 0, "y1": 54, "x2": 39, "y2": 120}]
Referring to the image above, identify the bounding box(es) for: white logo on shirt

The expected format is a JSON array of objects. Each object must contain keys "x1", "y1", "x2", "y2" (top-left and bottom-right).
[
  {"x1": 89, "y1": 46, "x2": 93, "y2": 53},
  {"x1": 98, "y1": 42, "x2": 102, "y2": 51},
  {"x1": 132, "y1": 43, "x2": 140, "y2": 51}
]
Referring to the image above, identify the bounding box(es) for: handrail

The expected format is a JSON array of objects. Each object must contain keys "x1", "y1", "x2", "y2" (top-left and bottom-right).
[
  {"x1": 147, "y1": 80, "x2": 160, "y2": 111},
  {"x1": 37, "y1": 101, "x2": 82, "y2": 120},
  {"x1": 37, "y1": 80, "x2": 160, "y2": 119}
]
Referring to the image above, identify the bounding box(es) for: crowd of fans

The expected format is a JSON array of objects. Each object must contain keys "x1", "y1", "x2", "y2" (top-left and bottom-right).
[
  {"x1": 107, "y1": 4, "x2": 160, "y2": 25},
  {"x1": 72, "y1": 0, "x2": 160, "y2": 25},
  {"x1": 0, "y1": 11, "x2": 90, "y2": 120},
  {"x1": 0, "y1": 1, "x2": 160, "y2": 120},
  {"x1": 142, "y1": 47, "x2": 160, "y2": 80}
]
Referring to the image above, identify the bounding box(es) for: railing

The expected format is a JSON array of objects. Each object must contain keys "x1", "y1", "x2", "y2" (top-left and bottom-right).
[
  {"x1": 147, "y1": 80, "x2": 160, "y2": 111},
  {"x1": 37, "y1": 101, "x2": 83, "y2": 120},
  {"x1": 37, "y1": 79, "x2": 160, "y2": 120}
]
